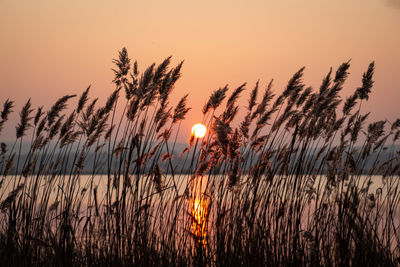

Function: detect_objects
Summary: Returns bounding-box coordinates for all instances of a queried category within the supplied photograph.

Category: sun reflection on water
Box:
[189,176,209,247]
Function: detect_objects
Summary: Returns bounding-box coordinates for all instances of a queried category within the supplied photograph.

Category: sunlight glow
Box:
[190,176,209,247]
[191,123,207,138]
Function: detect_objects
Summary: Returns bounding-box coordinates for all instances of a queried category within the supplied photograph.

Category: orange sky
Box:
[0,0,399,141]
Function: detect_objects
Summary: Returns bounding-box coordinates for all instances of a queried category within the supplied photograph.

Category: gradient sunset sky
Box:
[0,0,399,141]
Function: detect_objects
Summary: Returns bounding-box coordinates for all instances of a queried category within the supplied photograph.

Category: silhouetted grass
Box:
[0,48,399,266]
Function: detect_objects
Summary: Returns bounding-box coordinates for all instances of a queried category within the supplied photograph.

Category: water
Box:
[1,174,395,209]
[1,173,400,259]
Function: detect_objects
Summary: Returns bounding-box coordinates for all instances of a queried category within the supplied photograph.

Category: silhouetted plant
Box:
[0,48,399,266]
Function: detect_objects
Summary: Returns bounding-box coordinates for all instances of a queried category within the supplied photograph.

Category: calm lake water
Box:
[1,174,399,250]
[1,174,395,203]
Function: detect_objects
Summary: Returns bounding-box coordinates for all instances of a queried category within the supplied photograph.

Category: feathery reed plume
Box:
[113,140,126,157]
[351,114,368,143]
[153,56,171,86]
[161,152,172,163]
[22,157,36,177]
[356,61,375,100]
[105,88,120,114]
[283,67,305,98]
[0,99,14,121]
[75,150,86,173]
[158,61,183,104]
[228,129,241,159]
[390,118,400,131]
[180,147,190,157]
[60,111,75,139]
[319,68,332,95]
[221,83,246,124]
[47,95,76,127]
[126,98,139,121]
[156,107,171,132]
[367,120,386,145]
[251,134,268,151]
[169,61,184,88]
[1,142,6,155]
[213,117,231,157]
[35,117,47,138]
[159,71,172,99]
[133,60,139,76]
[79,112,96,137]
[112,47,131,88]
[49,115,64,140]
[138,63,155,96]
[253,108,277,138]
[88,113,109,146]
[16,98,34,139]
[228,157,240,189]
[0,99,14,135]
[248,80,259,111]
[105,124,114,140]
[155,102,168,123]
[60,131,81,148]
[158,128,171,141]
[173,94,191,123]
[253,79,274,119]
[333,60,351,90]
[196,160,212,177]
[147,143,160,160]
[240,113,252,139]
[33,106,44,126]
[221,104,239,124]
[188,135,195,147]
[80,98,98,129]
[296,86,312,107]
[76,85,90,113]
[153,164,163,193]
[202,85,229,114]
[343,93,358,115]
[227,83,246,108]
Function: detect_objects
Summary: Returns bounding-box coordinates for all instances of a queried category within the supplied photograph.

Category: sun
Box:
[191,123,207,138]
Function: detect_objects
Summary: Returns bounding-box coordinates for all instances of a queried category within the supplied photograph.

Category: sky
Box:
[0,0,399,142]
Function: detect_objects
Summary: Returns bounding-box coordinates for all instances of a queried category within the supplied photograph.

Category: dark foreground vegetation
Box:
[0,49,399,266]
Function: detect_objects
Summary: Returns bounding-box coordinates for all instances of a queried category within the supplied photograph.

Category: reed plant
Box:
[0,48,399,266]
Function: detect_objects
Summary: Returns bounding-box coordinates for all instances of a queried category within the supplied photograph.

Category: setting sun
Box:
[191,123,207,138]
